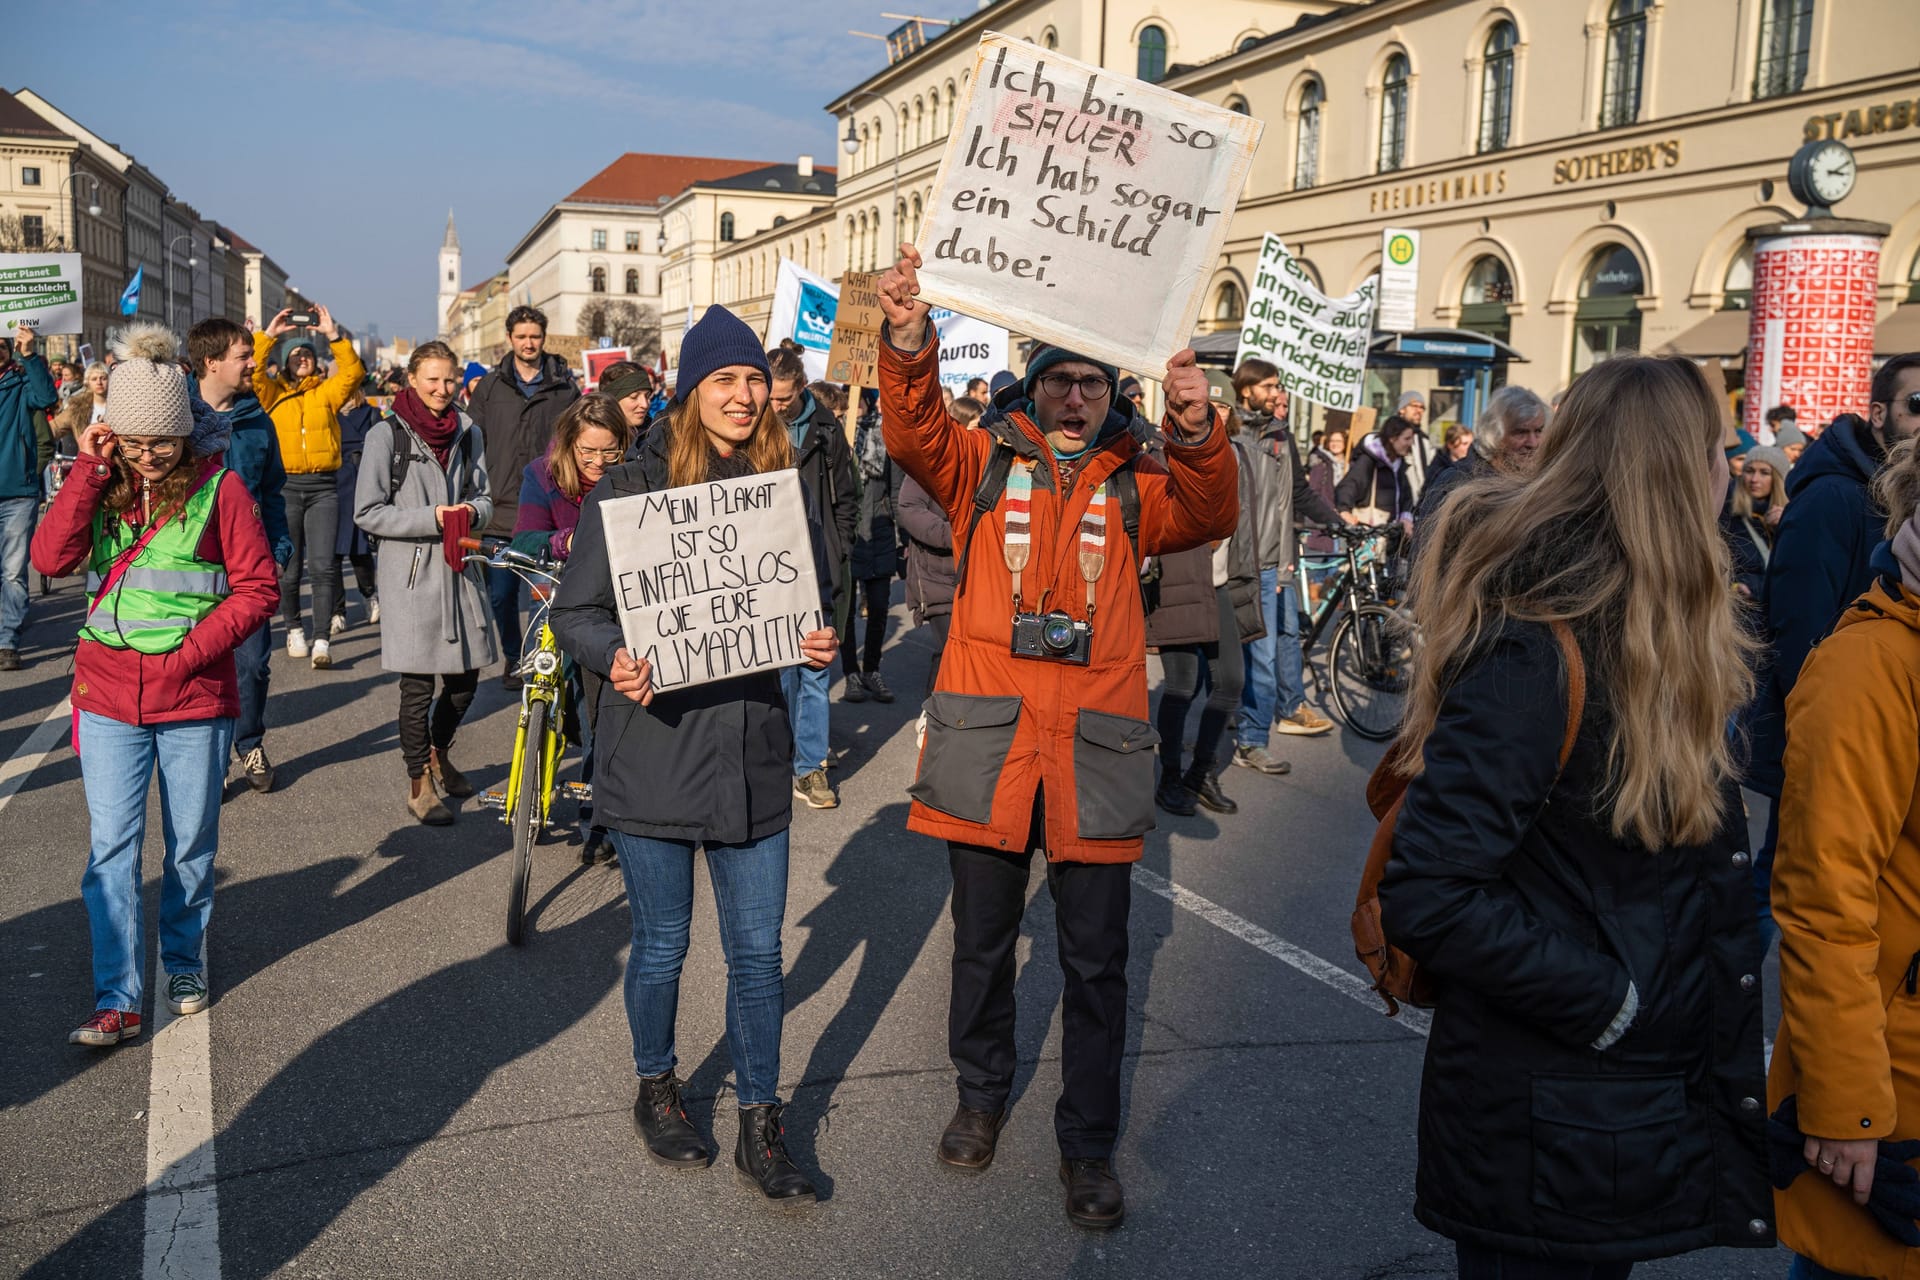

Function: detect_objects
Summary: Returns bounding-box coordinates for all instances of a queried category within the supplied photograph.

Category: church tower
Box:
[437,210,461,340]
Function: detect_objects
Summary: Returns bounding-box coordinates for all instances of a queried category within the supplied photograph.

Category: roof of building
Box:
[697,162,837,196]
[221,226,259,253]
[0,90,70,139]
[565,153,773,207]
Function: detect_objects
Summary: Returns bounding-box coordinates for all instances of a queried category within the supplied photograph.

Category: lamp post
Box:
[840,90,902,272]
[61,172,103,251]
[165,234,198,332]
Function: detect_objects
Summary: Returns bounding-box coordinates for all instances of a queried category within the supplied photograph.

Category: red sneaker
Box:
[69,1008,142,1047]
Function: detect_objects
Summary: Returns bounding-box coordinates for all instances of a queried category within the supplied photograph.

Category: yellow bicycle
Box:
[460,536,587,944]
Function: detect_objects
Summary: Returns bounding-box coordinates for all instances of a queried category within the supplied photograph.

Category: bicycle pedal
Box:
[479,790,506,809]
[561,782,593,801]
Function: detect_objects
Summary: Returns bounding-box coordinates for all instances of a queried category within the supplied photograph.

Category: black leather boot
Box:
[735,1104,817,1208]
[1060,1157,1126,1229]
[631,1073,709,1168]
[1154,777,1196,816]
[1183,768,1237,815]
[936,1104,1005,1171]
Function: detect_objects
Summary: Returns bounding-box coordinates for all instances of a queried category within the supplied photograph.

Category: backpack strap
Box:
[383,411,418,505]
[1108,460,1147,613]
[951,440,1015,591]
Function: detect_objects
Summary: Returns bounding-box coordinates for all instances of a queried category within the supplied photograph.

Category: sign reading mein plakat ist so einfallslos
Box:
[915,32,1262,378]
[598,469,824,693]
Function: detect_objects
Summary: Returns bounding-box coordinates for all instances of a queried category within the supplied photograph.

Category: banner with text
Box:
[1235,234,1376,411]
[931,307,1009,393]
[766,260,839,383]
[0,254,84,334]
[916,32,1262,377]
[826,271,882,386]
[598,469,824,693]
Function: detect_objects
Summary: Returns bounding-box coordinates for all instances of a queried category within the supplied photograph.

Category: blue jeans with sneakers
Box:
[1237,566,1307,749]
[77,711,232,1012]
[781,662,830,777]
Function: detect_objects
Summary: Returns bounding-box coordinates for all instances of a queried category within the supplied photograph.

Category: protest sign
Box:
[914,32,1262,377]
[826,271,883,386]
[597,468,824,693]
[766,259,838,382]
[1235,234,1376,411]
[1377,227,1420,333]
[581,345,631,391]
[0,254,84,333]
[930,308,1009,393]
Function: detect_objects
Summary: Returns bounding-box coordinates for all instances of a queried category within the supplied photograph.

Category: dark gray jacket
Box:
[467,352,579,537]
[897,472,954,623]
[1240,409,1343,572]
[550,429,795,846]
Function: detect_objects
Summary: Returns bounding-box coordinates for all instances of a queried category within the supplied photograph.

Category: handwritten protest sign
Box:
[1235,234,1376,411]
[0,254,84,333]
[826,271,883,386]
[915,32,1261,377]
[598,469,823,693]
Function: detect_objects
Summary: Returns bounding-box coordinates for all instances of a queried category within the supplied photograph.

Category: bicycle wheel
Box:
[1330,603,1416,742]
[506,698,547,946]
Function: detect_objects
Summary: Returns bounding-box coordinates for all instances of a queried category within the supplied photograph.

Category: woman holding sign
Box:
[550,305,838,1208]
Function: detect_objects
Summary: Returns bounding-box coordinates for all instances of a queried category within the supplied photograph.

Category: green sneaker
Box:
[166,971,210,1016]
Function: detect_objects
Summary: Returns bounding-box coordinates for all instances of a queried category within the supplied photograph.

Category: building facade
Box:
[446,272,511,368]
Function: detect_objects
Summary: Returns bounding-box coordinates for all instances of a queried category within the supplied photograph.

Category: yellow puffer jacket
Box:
[252,331,365,474]
[1770,576,1920,1280]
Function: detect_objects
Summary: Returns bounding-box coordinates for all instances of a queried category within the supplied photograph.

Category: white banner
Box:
[930,308,1009,393]
[1235,234,1375,411]
[598,469,824,692]
[915,32,1262,377]
[1377,227,1420,333]
[0,254,84,334]
[765,259,837,383]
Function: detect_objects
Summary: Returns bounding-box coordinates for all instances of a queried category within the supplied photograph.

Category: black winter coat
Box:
[1379,621,1772,1263]
[848,416,901,581]
[468,352,580,538]
[1336,442,1413,519]
[1143,543,1216,648]
[335,403,375,557]
[791,393,858,602]
[550,430,795,846]
[897,472,955,623]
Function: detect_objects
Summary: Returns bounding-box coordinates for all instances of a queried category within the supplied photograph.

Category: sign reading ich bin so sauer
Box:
[598,469,824,693]
[915,32,1262,378]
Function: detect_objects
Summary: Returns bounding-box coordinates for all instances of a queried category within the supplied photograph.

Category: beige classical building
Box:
[664,158,838,351]
[1158,0,1920,415]
[0,91,127,358]
[446,272,511,369]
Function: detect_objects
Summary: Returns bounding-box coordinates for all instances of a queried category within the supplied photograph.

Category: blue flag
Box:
[119,266,143,317]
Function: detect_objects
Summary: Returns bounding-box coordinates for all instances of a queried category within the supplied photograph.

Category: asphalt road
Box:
[0,577,1786,1280]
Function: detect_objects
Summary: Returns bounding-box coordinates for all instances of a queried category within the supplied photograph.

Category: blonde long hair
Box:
[1398,355,1753,848]
[1730,458,1787,521]
[665,390,792,488]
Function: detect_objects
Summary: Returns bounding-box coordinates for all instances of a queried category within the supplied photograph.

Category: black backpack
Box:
[951,440,1146,611]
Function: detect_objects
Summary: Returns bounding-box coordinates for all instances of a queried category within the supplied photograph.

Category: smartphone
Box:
[286,310,318,327]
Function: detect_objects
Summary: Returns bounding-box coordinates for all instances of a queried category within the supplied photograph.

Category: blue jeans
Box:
[0,495,36,650]
[77,711,233,1012]
[488,565,525,669]
[612,829,790,1105]
[232,621,271,756]
[1237,566,1306,749]
[1788,1255,1867,1280]
[780,662,829,777]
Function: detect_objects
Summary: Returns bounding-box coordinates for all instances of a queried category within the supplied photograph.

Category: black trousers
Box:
[397,670,479,777]
[280,473,343,633]
[1454,1244,1631,1280]
[343,552,376,605]
[1155,586,1245,778]
[841,576,891,675]
[948,799,1132,1159]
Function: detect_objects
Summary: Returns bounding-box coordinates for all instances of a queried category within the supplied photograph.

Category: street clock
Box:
[1787,139,1857,217]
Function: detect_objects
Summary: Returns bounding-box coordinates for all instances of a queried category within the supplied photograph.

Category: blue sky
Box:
[6,0,904,343]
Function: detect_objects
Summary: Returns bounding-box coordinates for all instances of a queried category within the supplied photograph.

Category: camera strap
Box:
[1002,457,1111,616]
[1078,483,1108,615]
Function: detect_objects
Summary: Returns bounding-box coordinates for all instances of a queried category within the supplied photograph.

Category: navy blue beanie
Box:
[1023,345,1119,401]
[673,306,772,403]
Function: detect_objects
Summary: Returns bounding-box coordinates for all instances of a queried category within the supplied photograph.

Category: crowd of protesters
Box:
[9,249,1920,1267]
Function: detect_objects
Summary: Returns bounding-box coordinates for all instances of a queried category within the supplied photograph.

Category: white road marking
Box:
[0,699,70,815]
[1131,866,1432,1037]
[143,950,221,1280]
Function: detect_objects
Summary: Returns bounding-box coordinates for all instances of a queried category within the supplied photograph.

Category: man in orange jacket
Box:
[877,244,1237,1231]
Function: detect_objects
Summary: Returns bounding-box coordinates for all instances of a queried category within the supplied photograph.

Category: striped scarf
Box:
[1001,459,1108,612]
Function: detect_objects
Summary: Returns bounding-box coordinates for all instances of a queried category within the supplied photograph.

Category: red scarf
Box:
[392,388,460,465]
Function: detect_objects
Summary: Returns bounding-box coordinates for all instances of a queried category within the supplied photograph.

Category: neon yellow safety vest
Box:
[81,468,230,655]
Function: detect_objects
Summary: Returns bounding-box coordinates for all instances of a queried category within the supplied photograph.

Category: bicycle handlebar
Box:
[459,535,560,572]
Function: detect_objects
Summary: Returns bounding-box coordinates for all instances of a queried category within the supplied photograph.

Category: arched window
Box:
[1225,95,1250,115]
[898,106,909,154]
[1754,0,1813,99]
[1214,280,1244,324]
[856,125,868,173]
[1238,35,1261,52]
[945,80,957,132]
[1600,0,1649,129]
[590,265,607,293]
[1721,246,1754,310]
[911,193,924,240]
[1573,244,1645,374]
[868,207,881,269]
[1460,256,1515,341]
[927,87,940,138]
[1041,27,1057,50]
[625,268,639,294]
[719,212,735,242]
[913,97,925,148]
[1294,79,1323,190]
[1137,26,1167,83]
[1377,53,1409,173]
[1478,21,1516,153]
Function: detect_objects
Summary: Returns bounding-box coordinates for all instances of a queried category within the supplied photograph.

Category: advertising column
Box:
[1744,224,1885,436]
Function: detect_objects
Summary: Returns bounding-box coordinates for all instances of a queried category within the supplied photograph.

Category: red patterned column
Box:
[1745,230,1882,439]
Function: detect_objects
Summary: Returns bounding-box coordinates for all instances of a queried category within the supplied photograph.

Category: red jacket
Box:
[30,459,279,726]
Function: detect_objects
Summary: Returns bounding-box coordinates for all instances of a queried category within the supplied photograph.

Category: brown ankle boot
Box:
[407,773,454,825]
[429,748,473,798]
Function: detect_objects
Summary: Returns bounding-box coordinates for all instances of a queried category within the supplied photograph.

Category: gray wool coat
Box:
[353,412,500,675]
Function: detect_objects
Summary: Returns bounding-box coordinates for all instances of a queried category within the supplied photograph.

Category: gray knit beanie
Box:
[107,322,193,438]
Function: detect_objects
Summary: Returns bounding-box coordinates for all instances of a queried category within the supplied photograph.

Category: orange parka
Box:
[879,330,1237,864]
[1770,576,1920,1279]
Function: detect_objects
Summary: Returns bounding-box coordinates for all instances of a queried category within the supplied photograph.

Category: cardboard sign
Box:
[915,32,1262,376]
[0,254,84,334]
[1377,227,1420,333]
[1235,234,1376,411]
[826,271,883,385]
[581,345,631,392]
[598,468,824,692]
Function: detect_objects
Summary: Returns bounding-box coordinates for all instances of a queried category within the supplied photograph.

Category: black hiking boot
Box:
[631,1073,709,1168]
[734,1104,817,1208]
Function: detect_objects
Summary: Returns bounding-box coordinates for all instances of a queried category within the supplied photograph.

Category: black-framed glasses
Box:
[1035,372,1112,401]
[115,438,181,459]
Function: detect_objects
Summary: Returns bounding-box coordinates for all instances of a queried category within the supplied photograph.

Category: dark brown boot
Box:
[1060,1157,1125,1229]
[936,1105,1005,1171]
[407,774,453,826]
